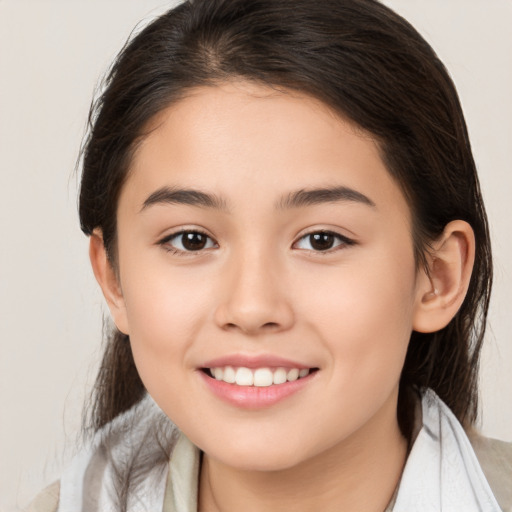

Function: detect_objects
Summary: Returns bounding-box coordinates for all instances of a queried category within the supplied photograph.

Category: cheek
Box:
[118,254,216,374]
[120,264,214,417]
[296,248,417,381]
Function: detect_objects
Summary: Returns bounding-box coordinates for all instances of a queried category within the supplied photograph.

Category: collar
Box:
[58,390,502,512]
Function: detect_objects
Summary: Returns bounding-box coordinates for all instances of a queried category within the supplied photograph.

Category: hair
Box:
[80,0,492,445]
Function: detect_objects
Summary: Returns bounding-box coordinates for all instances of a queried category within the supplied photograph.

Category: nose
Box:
[213,248,295,335]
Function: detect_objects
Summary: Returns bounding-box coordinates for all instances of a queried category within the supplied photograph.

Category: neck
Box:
[198,393,408,512]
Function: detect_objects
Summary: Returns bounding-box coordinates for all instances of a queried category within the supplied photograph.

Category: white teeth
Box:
[209,366,312,386]
[223,366,236,383]
[273,367,287,385]
[287,368,299,381]
[235,367,254,386]
[253,368,273,387]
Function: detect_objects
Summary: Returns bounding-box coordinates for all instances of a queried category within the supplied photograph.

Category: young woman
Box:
[29,0,511,510]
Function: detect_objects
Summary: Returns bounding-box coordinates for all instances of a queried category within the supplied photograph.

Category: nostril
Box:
[222,321,280,333]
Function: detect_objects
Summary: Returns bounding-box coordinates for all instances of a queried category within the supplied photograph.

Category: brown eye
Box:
[294,231,354,252]
[309,233,335,251]
[162,230,217,253]
[181,232,208,250]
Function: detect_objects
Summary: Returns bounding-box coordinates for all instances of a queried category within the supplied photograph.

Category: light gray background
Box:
[0,1,511,510]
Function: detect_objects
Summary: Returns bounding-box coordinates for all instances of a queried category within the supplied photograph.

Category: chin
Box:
[204,436,313,472]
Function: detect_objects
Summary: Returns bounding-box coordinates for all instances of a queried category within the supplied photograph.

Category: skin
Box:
[90,81,475,512]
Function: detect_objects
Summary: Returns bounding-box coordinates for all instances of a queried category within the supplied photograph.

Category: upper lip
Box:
[201,354,313,370]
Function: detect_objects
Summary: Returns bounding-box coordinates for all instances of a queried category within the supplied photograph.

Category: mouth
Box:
[202,366,318,387]
[198,355,319,408]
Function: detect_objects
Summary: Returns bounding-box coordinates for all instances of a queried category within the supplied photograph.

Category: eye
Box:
[160,230,217,253]
[294,231,354,252]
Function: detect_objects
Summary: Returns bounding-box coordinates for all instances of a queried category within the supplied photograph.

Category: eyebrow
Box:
[141,187,229,212]
[276,186,376,210]
[140,185,376,213]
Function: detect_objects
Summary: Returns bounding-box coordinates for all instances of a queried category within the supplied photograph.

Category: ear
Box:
[89,230,130,335]
[413,220,475,333]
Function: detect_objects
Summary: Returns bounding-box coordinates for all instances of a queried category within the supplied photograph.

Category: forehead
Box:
[122,81,410,222]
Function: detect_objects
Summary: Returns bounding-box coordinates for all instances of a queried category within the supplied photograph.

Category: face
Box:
[108,81,427,471]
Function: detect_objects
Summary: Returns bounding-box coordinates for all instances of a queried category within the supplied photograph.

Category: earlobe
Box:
[413,220,475,333]
[89,230,130,335]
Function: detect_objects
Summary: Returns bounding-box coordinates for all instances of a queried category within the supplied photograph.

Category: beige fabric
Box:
[469,433,512,512]
[163,434,200,512]
[24,481,59,512]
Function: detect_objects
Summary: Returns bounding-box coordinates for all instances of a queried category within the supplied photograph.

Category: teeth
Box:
[209,366,312,386]
[254,368,273,387]
[235,367,253,386]
[287,368,299,381]
[273,368,287,385]
[223,366,236,383]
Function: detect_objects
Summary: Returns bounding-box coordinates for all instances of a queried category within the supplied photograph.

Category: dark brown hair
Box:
[80,0,492,442]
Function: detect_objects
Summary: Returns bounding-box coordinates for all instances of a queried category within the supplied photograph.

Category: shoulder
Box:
[24,481,60,512]
[26,396,179,511]
[469,431,512,512]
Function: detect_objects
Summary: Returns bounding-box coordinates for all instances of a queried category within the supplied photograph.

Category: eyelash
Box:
[158,229,355,256]
[159,229,218,255]
[293,230,356,253]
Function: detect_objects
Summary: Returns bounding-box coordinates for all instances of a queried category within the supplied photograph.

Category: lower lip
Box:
[198,371,316,409]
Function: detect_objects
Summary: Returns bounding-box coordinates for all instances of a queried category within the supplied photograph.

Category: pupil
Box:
[310,233,334,251]
[182,232,206,251]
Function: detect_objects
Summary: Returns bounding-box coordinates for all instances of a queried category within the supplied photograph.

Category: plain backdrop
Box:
[0,1,511,510]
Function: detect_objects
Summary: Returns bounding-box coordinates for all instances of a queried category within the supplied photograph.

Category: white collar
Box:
[392,389,501,511]
[58,390,502,511]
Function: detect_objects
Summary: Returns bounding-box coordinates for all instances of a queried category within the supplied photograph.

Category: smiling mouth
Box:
[203,366,318,387]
